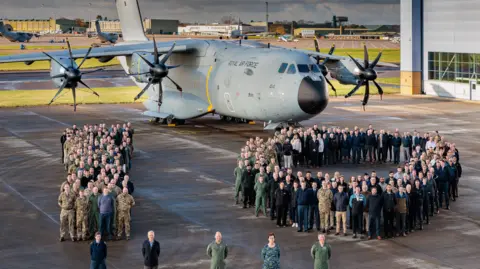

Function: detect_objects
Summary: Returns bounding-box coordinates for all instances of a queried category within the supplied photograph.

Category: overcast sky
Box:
[1,0,399,25]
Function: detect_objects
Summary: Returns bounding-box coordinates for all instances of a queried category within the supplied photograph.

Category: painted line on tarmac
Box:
[22,109,70,127]
[0,178,59,225]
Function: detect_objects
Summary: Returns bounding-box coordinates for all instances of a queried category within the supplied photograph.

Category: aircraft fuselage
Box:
[118,39,329,122]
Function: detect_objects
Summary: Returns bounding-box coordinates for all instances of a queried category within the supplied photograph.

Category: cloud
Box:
[0,0,399,24]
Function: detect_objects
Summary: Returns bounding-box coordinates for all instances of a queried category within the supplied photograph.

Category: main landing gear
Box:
[150,116,185,125]
[219,115,251,123]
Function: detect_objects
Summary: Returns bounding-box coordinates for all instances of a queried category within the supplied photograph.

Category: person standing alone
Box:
[311,234,331,269]
[142,230,161,269]
[90,232,107,269]
[207,231,228,269]
[261,233,281,269]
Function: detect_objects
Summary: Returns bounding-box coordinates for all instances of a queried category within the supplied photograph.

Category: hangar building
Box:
[402,0,480,100]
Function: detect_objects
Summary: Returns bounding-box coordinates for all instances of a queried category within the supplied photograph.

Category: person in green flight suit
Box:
[88,186,100,239]
[207,231,228,269]
[234,161,245,205]
[254,176,268,217]
[310,234,332,269]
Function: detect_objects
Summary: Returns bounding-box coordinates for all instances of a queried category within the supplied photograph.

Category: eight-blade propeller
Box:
[43,40,102,111]
[128,37,182,108]
[313,37,337,96]
[344,44,384,110]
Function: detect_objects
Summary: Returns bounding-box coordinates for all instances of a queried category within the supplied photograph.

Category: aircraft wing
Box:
[294,49,398,68]
[0,41,192,64]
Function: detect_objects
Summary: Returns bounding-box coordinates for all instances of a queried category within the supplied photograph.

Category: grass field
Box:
[0,87,145,107]
[375,77,401,85]
[307,48,400,63]
[0,82,398,107]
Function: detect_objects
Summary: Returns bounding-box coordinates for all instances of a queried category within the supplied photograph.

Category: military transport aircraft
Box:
[0,0,395,129]
[95,20,119,44]
[0,21,34,43]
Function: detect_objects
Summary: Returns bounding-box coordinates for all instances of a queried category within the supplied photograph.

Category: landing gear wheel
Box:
[220,115,225,121]
[176,119,185,125]
[225,116,233,122]
[155,117,161,123]
[166,117,175,125]
[234,117,241,123]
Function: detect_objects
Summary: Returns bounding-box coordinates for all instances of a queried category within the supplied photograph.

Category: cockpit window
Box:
[297,64,310,73]
[278,63,288,73]
[310,64,321,73]
[287,64,296,74]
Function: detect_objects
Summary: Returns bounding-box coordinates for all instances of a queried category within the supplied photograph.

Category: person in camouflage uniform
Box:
[58,184,76,242]
[116,187,135,240]
[318,181,333,234]
[75,189,89,241]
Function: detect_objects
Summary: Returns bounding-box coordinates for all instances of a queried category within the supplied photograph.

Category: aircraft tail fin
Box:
[115,0,148,42]
[95,20,102,35]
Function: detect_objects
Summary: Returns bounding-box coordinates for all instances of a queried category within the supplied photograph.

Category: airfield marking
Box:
[22,109,70,127]
[0,178,59,225]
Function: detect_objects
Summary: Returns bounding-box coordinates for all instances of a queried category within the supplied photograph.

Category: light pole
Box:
[88,3,92,36]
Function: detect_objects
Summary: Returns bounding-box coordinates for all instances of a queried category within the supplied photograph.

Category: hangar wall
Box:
[423,0,480,100]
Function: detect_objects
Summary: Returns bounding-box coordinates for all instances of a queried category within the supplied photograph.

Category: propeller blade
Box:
[79,80,100,97]
[66,39,74,67]
[81,68,104,75]
[373,80,384,100]
[362,81,370,110]
[323,44,335,64]
[325,77,337,97]
[166,65,181,70]
[137,54,154,68]
[157,82,163,108]
[347,54,365,72]
[328,44,336,55]
[363,44,369,69]
[43,52,68,70]
[160,42,176,65]
[77,46,93,69]
[313,36,320,52]
[165,75,183,92]
[48,79,69,105]
[345,80,364,98]
[72,85,77,112]
[51,74,66,79]
[370,51,383,69]
[134,81,152,101]
[153,36,159,65]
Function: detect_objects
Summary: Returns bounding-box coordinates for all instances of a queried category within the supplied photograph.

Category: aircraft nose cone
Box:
[297,76,328,115]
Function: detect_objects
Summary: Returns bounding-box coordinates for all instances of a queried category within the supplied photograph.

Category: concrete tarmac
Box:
[0,95,479,269]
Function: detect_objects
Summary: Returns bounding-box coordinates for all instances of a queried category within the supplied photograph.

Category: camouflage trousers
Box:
[60,209,75,238]
[76,213,88,239]
[117,210,131,237]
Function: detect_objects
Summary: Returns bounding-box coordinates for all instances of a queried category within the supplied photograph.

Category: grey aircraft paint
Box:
[0,0,396,127]
[0,21,33,43]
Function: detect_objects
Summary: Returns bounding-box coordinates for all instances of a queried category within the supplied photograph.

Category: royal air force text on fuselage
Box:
[228,60,259,69]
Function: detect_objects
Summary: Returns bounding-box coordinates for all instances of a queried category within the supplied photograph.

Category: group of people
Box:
[58,123,136,242]
[234,124,462,241]
[236,124,450,169]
